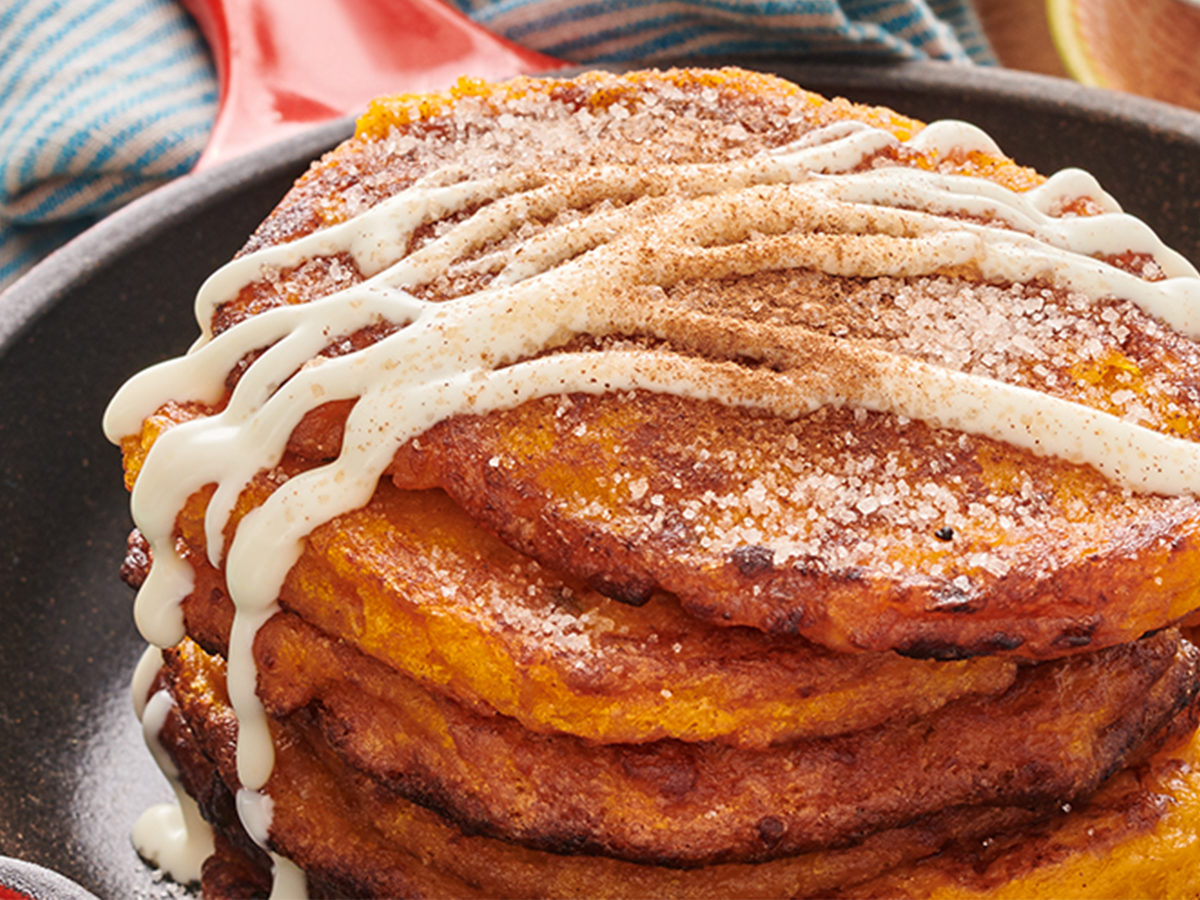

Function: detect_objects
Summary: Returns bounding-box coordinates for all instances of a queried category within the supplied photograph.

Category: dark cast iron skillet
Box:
[2,60,1200,899]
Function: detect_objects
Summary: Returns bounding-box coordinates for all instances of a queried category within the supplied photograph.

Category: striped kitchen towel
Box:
[0,0,216,293]
[451,0,996,65]
[0,0,992,295]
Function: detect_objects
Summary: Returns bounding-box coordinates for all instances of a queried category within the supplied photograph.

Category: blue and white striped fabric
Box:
[452,0,996,65]
[0,0,216,293]
[0,0,992,295]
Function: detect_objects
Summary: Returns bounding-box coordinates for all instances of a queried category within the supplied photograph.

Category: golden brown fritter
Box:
[158,639,1200,899]
[251,617,1198,865]
[282,483,1017,746]
[155,461,1017,747]
[149,551,1198,870]
[117,67,1200,661]
[840,710,1200,899]
[157,660,488,900]
[390,387,1200,659]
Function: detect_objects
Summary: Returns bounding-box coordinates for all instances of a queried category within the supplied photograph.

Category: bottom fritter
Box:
[151,637,1200,899]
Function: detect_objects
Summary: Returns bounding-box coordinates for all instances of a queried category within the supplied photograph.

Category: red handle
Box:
[182,0,568,169]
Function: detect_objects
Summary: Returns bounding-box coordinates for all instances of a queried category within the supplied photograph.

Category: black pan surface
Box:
[2,61,1199,899]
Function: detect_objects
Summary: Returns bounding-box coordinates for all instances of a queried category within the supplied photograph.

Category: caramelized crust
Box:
[159,640,1200,899]
[249,613,1197,865]
[390,389,1200,658]
[284,483,1018,745]
[843,714,1200,899]
[171,471,1016,747]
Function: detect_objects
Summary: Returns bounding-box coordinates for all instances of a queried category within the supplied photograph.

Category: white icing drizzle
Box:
[107,113,1200,890]
[131,647,215,884]
[269,855,309,900]
[908,119,1004,157]
[131,642,163,721]
[235,788,308,898]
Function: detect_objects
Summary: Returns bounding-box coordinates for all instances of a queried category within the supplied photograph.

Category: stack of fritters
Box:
[116,68,1200,898]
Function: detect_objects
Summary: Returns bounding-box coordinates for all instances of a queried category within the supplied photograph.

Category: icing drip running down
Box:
[130,646,214,884]
[105,105,1200,895]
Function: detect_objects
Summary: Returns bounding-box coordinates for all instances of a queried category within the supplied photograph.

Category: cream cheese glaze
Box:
[130,646,214,884]
[105,108,1200,896]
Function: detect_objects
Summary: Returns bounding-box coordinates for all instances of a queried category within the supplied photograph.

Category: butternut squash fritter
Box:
[157,639,1200,899]
[253,619,1198,866]
[112,67,1200,898]
[388,385,1200,660]
[842,708,1200,899]
[148,464,1016,747]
